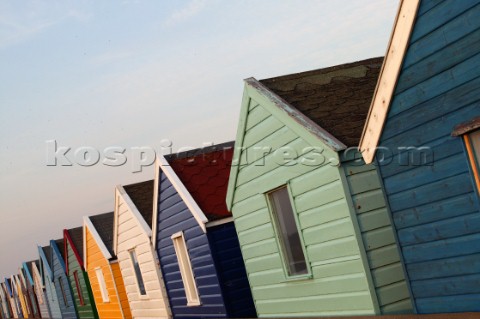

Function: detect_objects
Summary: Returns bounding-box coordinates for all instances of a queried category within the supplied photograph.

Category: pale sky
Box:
[0,0,398,277]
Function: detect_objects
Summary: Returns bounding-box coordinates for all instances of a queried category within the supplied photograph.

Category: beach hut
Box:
[113,180,170,319]
[64,227,99,319]
[4,278,21,318]
[17,270,35,318]
[50,239,78,319]
[0,282,12,319]
[152,143,256,319]
[39,245,62,319]
[359,0,480,313]
[30,260,51,318]
[12,275,26,318]
[226,57,414,317]
[21,262,41,318]
[84,212,132,319]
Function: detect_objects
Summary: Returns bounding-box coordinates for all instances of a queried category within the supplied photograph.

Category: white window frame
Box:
[128,249,148,297]
[171,231,200,306]
[95,268,109,303]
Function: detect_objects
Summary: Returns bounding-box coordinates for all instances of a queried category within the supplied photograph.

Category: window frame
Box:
[128,249,147,297]
[73,271,85,306]
[95,268,109,303]
[464,130,480,192]
[265,184,312,280]
[171,231,201,306]
[57,277,68,307]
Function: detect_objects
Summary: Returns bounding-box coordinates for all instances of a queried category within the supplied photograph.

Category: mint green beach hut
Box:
[226,58,414,317]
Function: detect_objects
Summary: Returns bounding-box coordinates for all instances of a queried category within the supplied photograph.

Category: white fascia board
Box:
[83,216,113,264]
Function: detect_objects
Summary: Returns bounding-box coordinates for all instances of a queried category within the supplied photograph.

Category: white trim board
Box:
[359,0,421,164]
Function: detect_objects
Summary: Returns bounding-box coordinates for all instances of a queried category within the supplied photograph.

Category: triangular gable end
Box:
[113,185,152,256]
[64,228,84,274]
[151,156,209,248]
[50,239,67,273]
[359,0,421,163]
[83,216,113,268]
[21,262,34,286]
[226,78,345,210]
[38,246,53,280]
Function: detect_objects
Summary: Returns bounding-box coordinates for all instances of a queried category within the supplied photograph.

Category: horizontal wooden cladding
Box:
[231,100,374,316]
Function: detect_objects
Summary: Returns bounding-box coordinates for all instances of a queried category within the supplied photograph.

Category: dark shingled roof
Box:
[260,57,383,147]
[54,239,65,260]
[165,142,235,221]
[42,246,52,267]
[67,227,84,262]
[89,212,115,257]
[123,180,154,228]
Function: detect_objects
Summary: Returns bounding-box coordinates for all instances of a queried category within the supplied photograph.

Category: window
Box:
[95,268,109,303]
[129,250,147,296]
[73,271,85,306]
[58,277,68,306]
[267,186,308,277]
[171,232,200,306]
[465,130,480,191]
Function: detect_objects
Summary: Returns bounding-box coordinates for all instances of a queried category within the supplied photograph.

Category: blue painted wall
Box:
[51,240,78,319]
[207,223,256,318]
[155,169,255,319]
[39,247,62,319]
[377,0,480,313]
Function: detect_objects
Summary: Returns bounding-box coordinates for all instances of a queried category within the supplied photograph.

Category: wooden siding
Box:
[116,192,171,319]
[51,243,78,319]
[229,97,378,317]
[14,276,29,318]
[207,222,257,318]
[43,270,62,319]
[31,263,51,319]
[65,240,98,319]
[377,0,480,313]
[155,170,228,319]
[342,156,413,314]
[85,227,131,319]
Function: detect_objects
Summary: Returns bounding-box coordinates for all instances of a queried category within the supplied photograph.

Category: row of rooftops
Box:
[3,55,383,278]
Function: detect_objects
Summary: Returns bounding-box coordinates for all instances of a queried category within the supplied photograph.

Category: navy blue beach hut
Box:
[51,239,78,319]
[360,0,480,313]
[152,142,256,319]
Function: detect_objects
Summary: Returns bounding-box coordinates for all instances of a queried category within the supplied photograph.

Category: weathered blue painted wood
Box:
[374,0,480,313]
[51,240,78,319]
[207,223,257,318]
[156,173,228,319]
[39,246,62,319]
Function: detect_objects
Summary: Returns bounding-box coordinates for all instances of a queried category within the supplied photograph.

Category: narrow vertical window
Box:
[73,271,85,306]
[129,250,147,296]
[95,268,109,303]
[58,277,68,306]
[268,186,308,276]
[465,130,480,191]
[171,232,200,306]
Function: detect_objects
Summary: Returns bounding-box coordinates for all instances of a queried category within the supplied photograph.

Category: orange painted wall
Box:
[85,228,132,319]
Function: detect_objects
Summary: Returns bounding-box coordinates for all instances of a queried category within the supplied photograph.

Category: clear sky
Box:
[0,0,398,277]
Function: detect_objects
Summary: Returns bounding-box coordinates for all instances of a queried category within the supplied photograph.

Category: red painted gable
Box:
[168,148,234,221]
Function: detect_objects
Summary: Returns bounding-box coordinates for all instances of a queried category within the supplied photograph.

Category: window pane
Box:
[95,268,109,303]
[172,233,199,305]
[129,250,147,295]
[470,130,480,165]
[269,186,308,276]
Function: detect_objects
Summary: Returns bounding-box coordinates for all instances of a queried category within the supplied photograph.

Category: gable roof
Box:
[65,227,84,272]
[260,57,383,147]
[166,142,234,221]
[41,246,52,268]
[123,180,154,228]
[86,212,115,259]
[359,0,421,163]
[22,261,35,285]
[51,239,67,273]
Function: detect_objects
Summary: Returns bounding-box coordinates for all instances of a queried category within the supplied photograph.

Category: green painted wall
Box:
[341,154,413,314]
[66,242,99,319]
[229,94,379,317]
